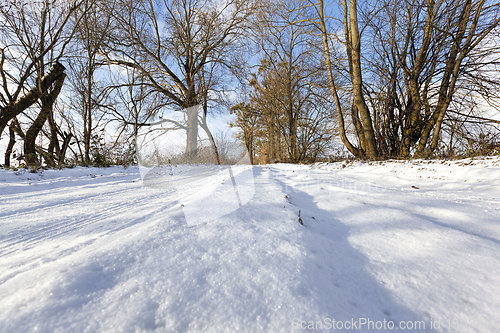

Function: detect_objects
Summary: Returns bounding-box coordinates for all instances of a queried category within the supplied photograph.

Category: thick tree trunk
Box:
[351,105,366,154]
[4,124,16,167]
[24,73,66,166]
[399,85,423,158]
[0,62,65,137]
[348,0,377,159]
[185,104,199,160]
[58,132,73,166]
[318,0,360,157]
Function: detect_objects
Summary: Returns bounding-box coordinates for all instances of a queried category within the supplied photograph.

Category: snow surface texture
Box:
[0,157,499,332]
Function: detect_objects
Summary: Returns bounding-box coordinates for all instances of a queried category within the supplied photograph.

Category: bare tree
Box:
[238,0,332,163]
[67,0,113,164]
[230,102,260,164]
[101,0,256,159]
[0,0,84,165]
[316,0,500,158]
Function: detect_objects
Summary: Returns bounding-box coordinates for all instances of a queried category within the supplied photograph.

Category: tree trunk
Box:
[58,132,73,166]
[185,104,199,160]
[0,62,65,136]
[289,115,298,162]
[4,123,16,167]
[348,0,377,159]
[200,103,221,164]
[47,111,60,159]
[24,73,66,166]
[351,105,366,154]
[318,0,360,157]
[416,0,477,156]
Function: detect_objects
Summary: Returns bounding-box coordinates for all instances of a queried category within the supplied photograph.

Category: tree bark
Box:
[24,73,66,165]
[0,62,65,137]
[347,0,377,159]
[185,104,199,161]
[318,0,360,157]
[4,123,16,167]
[58,132,73,166]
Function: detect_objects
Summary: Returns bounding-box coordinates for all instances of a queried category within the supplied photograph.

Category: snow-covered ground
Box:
[0,157,499,332]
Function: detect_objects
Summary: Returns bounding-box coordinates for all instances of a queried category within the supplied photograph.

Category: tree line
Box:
[1,0,499,168]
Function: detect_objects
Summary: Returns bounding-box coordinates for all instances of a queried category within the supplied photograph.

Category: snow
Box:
[0,157,499,332]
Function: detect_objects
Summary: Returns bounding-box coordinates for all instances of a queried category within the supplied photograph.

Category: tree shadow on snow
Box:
[268,168,429,332]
